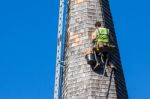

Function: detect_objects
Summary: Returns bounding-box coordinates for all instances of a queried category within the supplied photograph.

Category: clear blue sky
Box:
[0,0,150,99]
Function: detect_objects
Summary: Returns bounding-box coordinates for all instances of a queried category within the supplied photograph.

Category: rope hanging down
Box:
[98,53,115,98]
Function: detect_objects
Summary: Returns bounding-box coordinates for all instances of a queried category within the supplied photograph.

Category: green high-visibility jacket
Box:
[96,27,109,43]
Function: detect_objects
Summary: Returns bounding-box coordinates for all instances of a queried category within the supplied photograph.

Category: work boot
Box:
[110,63,115,69]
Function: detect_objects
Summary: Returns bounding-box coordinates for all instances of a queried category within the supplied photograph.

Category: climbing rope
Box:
[99,53,109,95]
[106,68,114,99]
[99,53,114,99]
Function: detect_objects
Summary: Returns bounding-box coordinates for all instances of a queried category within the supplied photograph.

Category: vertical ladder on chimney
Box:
[54,0,64,99]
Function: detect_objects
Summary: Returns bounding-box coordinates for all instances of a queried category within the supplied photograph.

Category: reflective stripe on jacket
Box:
[96,28,109,43]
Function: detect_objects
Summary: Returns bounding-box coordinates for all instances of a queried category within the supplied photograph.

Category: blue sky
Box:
[0,0,150,99]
